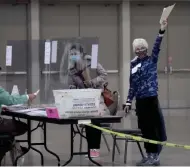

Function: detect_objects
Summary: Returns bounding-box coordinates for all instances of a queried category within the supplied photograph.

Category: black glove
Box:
[159,29,165,34]
[123,101,132,115]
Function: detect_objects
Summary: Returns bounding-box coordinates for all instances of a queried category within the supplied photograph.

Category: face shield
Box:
[69,43,84,62]
[60,42,86,86]
[133,38,148,58]
[69,49,81,61]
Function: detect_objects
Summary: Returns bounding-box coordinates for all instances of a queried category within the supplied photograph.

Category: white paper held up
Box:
[91,44,99,69]
[160,3,176,24]
[6,46,12,66]
[34,89,40,96]
[44,41,51,64]
[51,41,58,63]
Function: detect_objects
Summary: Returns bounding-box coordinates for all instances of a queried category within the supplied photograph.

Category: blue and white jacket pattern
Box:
[127,34,164,103]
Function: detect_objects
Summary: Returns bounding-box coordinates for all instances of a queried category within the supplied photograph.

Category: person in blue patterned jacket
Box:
[123,20,168,166]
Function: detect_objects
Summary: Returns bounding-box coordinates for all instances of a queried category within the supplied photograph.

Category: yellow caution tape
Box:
[86,123,190,150]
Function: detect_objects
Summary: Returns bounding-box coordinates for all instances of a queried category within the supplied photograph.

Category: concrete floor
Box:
[3,109,190,166]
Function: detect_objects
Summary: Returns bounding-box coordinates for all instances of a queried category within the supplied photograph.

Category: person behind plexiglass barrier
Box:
[59,42,108,158]
[123,20,168,166]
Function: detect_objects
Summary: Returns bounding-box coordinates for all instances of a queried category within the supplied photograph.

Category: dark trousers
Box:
[136,96,167,154]
[0,118,27,163]
[85,124,102,149]
[0,138,14,164]
[0,118,27,136]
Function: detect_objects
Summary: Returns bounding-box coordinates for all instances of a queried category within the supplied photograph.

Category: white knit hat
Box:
[132,38,148,52]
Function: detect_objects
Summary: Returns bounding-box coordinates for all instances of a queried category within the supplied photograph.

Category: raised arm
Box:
[151,20,168,63]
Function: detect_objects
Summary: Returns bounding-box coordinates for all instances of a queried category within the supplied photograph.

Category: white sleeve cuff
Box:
[126,102,131,106]
[158,34,164,37]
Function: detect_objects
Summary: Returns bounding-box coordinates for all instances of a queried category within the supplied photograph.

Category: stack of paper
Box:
[27,110,47,117]
[3,105,47,117]
[2,104,28,111]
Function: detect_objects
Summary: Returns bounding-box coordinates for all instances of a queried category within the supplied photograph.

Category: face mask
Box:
[70,55,80,61]
[135,48,147,58]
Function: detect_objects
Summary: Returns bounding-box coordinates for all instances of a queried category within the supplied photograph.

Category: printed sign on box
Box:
[53,89,102,118]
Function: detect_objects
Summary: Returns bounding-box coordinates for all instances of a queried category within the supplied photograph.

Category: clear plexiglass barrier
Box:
[1,37,101,107]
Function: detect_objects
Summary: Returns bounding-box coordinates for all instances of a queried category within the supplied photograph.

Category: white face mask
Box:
[69,49,81,62]
[70,55,80,61]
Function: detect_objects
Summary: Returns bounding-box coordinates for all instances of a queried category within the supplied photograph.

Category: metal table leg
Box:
[14,120,60,166]
[62,124,74,166]
[61,124,101,166]
[65,124,101,166]
[31,147,44,166]
[14,119,31,166]
[43,122,61,166]
[84,125,101,166]
[87,147,101,166]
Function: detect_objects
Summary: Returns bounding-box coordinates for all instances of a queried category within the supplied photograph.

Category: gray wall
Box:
[1,1,190,109]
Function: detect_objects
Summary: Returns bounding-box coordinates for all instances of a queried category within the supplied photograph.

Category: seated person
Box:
[60,43,109,158]
[0,86,37,164]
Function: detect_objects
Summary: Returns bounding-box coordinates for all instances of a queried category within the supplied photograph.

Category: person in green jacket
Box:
[0,87,38,165]
[0,87,37,106]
